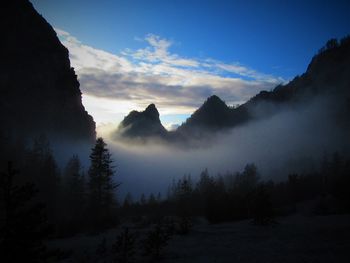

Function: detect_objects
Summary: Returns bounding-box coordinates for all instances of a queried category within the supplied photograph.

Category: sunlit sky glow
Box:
[31,0,350,128]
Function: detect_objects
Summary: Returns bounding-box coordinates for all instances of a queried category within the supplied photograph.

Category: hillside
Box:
[0,0,95,142]
[116,104,167,139]
[115,36,350,143]
[178,37,350,137]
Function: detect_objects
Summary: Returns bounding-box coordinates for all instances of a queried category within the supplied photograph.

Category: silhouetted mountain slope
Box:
[117,104,167,139]
[0,0,95,142]
[177,95,250,137]
[115,36,350,143]
[180,95,233,129]
[178,36,350,136]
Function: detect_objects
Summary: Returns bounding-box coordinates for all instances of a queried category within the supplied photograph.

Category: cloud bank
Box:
[55,28,285,126]
[53,29,349,200]
[98,94,348,198]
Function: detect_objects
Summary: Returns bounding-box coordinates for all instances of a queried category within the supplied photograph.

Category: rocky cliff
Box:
[115,36,350,143]
[0,0,95,142]
[178,36,350,136]
[117,104,167,139]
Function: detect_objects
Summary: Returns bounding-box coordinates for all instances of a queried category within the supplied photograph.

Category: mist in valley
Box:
[97,93,349,198]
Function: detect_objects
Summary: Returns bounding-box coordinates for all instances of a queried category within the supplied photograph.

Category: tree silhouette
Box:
[326,38,338,50]
[175,175,193,234]
[251,184,274,225]
[123,192,134,209]
[148,193,157,206]
[0,162,52,262]
[88,137,118,228]
[61,155,86,234]
[24,135,60,223]
[112,227,136,263]
[140,193,147,206]
[143,223,171,261]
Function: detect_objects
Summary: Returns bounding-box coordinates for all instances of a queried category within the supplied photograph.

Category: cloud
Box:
[55,28,286,126]
[99,94,348,197]
[130,34,200,67]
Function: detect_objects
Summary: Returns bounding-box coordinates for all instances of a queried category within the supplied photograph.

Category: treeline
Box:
[121,153,350,225]
[317,35,350,54]
[1,133,350,261]
[0,135,119,238]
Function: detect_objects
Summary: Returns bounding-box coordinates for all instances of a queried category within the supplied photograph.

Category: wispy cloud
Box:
[129,34,200,67]
[55,28,286,126]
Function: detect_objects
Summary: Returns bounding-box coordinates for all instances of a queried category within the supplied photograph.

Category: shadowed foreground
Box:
[163,215,350,263]
[47,214,350,263]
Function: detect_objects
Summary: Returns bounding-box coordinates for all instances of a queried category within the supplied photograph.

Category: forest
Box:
[1,1,350,262]
[1,133,350,262]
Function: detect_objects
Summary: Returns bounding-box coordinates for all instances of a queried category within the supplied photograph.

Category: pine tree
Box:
[123,192,133,209]
[0,162,53,262]
[148,193,157,206]
[24,135,60,222]
[251,184,274,225]
[62,155,86,233]
[88,138,118,228]
[140,193,147,206]
[112,227,136,263]
[175,175,193,235]
[143,223,170,261]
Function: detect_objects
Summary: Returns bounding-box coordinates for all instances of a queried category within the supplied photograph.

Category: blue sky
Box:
[31,0,350,129]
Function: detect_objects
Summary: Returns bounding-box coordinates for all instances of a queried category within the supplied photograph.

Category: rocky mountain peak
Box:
[116,104,167,139]
[0,0,96,142]
[144,104,159,119]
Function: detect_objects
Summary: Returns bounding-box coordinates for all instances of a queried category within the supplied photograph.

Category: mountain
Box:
[115,36,350,143]
[0,0,95,142]
[177,95,249,137]
[179,95,233,130]
[116,104,167,139]
[178,36,350,136]
[245,37,350,108]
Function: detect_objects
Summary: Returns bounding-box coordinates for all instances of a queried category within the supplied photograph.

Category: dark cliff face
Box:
[180,95,232,129]
[0,0,95,142]
[176,95,236,138]
[238,37,350,127]
[114,36,350,143]
[117,104,167,139]
[179,37,350,136]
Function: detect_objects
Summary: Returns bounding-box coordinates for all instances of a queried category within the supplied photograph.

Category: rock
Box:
[0,0,95,142]
[117,104,167,139]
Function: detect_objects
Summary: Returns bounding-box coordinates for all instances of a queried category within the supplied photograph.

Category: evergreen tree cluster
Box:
[121,153,350,225]
[0,136,119,247]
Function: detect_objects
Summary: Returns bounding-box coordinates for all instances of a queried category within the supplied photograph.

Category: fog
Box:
[94,94,349,199]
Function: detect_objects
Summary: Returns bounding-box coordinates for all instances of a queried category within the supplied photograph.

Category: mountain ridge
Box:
[0,0,96,142]
[117,104,167,139]
[114,36,350,143]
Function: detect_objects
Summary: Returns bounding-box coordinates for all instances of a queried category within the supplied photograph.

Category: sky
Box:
[31,0,350,129]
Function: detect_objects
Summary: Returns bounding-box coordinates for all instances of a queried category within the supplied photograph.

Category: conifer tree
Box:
[112,227,136,263]
[0,162,52,262]
[62,155,86,232]
[88,138,118,227]
[123,192,133,209]
[140,193,147,206]
[24,135,60,222]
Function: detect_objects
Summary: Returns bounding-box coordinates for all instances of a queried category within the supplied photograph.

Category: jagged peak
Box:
[144,103,159,119]
[200,95,228,111]
[145,103,157,112]
[206,95,224,103]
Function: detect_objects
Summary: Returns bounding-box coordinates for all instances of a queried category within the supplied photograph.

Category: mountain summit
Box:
[115,36,350,144]
[117,104,167,139]
[144,104,160,120]
[178,95,233,131]
[0,0,95,142]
